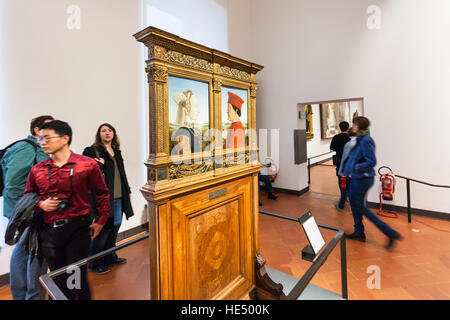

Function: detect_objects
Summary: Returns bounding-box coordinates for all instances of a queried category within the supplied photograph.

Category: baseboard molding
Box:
[0,223,150,287]
[0,272,9,287]
[273,186,310,197]
[367,201,450,221]
[116,223,149,242]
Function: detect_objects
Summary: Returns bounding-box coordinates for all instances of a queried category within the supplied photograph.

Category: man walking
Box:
[330,121,350,210]
[24,120,110,300]
[1,115,54,300]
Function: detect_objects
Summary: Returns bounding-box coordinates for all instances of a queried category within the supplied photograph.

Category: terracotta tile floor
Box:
[259,162,450,300]
[1,162,449,300]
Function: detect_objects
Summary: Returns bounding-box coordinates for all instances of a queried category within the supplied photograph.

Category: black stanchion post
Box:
[406,178,411,223]
[340,236,348,299]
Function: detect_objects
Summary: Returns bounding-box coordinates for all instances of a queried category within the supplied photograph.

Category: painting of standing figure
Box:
[319,101,363,139]
[169,76,210,155]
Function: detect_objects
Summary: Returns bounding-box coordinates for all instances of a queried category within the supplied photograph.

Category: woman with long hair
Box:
[341,117,403,250]
[83,123,134,274]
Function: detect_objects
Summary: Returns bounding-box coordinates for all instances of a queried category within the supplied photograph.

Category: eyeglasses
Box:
[37,135,61,143]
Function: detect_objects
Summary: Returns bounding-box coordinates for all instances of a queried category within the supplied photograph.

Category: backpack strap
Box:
[22,139,39,164]
[2,139,38,160]
[3,139,35,150]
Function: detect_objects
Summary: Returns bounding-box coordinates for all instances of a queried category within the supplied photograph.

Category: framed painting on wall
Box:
[319,101,362,139]
[305,104,314,140]
[168,76,210,155]
[221,86,248,149]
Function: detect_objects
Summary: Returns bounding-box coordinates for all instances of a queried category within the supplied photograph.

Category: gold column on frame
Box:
[249,83,258,150]
[147,64,169,159]
[212,76,223,171]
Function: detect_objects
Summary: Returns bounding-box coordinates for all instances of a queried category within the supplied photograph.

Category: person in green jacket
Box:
[1,115,53,300]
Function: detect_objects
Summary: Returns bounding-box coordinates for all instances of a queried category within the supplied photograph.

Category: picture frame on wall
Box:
[305,104,314,140]
[319,101,362,139]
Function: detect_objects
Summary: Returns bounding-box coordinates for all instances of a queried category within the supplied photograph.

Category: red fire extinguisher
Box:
[263,158,278,182]
[377,166,398,218]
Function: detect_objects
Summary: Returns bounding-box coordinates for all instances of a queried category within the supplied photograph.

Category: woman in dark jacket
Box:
[341,117,402,250]
[83,123,134,274]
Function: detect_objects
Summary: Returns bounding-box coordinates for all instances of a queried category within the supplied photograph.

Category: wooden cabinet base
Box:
[144,170,262,300]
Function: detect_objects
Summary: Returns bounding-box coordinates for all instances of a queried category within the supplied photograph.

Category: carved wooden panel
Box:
[188,200,240,299]
[166,176,254,299]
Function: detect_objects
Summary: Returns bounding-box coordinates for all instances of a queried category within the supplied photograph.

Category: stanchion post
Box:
[340,236,348,299]
[406,178,411,223]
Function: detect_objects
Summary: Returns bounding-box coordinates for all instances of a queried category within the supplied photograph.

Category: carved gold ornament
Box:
[166,51,214,72]
[169,161,214,180]
[220,66,251,82]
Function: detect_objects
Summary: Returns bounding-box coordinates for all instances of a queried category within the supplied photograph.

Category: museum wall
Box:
[0,0,253,276]
[251,0,450,213]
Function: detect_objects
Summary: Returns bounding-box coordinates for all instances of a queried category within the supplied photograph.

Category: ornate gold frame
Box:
[133,27,263,195]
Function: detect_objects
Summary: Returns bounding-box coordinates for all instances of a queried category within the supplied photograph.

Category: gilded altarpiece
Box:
[134,27,278,300]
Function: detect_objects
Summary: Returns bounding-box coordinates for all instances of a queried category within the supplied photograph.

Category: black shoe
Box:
[107,257,127,267]
[334,202,344,212]
[345,233,366,242]
[89,265,110,275]
[268,193,278,200]
[385,232,404,250]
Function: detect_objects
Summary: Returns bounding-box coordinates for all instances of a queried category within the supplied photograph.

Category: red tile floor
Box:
[259,162,450,300]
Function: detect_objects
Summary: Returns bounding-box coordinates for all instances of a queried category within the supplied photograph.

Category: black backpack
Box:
[0,139,38,197]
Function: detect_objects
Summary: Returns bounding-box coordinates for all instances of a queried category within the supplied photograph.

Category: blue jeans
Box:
[88,199,122,268]
[10,233,48,300]
[258,174,274,194]
[113,198,123,226]
[349,177,397,238]
[337,176,349,209]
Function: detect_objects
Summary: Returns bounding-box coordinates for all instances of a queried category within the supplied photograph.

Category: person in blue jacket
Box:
[341,117,403,250]
[1,115,54,299]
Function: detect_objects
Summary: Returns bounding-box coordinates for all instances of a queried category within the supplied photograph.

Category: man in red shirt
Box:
[24,120,110,300]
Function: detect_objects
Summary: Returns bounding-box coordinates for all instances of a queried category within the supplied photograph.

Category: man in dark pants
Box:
[24,120,110,300]
[330,121,350,210]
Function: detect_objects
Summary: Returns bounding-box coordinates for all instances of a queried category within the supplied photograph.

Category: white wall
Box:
[145,0,227,52]
[251,0,450,212]
[0,0,253,277]
[144,0,253,60]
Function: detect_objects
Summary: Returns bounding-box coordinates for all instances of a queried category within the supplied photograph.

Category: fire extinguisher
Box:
[263,158,278,182]
[377,166,398,218]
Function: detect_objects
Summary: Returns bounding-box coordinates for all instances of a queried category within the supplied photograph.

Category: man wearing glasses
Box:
[1,115,54,300]
[24,120,110,300]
